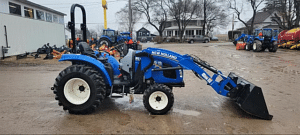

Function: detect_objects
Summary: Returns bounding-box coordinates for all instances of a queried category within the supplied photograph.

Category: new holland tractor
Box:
[233,29,278,52]
[251,28,278,52]
[52,4,273,120]
[98,29,132,47]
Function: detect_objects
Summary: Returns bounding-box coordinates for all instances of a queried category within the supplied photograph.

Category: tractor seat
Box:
[78,42,97,59]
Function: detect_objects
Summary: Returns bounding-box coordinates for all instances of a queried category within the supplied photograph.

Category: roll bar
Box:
[68,4,87,53]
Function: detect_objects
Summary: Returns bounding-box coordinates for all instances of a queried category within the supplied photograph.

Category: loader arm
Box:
[142,48,273,120]
[234,33,247,42]
[143,48,236,96]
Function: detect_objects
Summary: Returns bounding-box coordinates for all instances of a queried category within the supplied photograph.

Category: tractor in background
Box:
[233,29,261,50]
[251,28,278,52]
[233,29,278,52]
[98,29,132,47]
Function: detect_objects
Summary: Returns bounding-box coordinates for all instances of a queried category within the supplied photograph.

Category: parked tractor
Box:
[251,28,278,52]
[99,29,132,47]
[51,4,273,120]
[233,29,278,52]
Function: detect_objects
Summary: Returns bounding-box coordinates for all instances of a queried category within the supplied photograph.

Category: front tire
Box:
[53,65,106,114]
[245,43,251,51]
[253,40,262,52]
[143,84,174,115]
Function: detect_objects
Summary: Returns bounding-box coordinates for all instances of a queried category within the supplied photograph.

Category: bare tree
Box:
[115,5,143,32]
[228,0,265,34]
[133,0,168,37]
[198,0,228,36]
[206,5,228,35]
[166,0,199,42]
[264,0,300,30]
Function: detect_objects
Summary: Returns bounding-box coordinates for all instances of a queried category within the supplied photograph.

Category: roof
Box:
[137,27,150,32]
[16,0,66,16]
[246,11,274,25]
[165,26,203,30]
[263,24,280,29]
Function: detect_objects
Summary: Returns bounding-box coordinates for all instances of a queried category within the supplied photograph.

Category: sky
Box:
[29,0,266,35]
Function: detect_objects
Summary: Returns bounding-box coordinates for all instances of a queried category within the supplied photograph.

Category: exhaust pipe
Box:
[227,72,273,120]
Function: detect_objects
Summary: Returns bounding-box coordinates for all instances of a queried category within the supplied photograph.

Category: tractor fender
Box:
[59,54,112,86]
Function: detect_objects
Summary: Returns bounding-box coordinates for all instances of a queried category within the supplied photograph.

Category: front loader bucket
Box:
[227,72,273,120]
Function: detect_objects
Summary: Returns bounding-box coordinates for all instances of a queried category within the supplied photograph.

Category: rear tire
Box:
[269,42,278,52]
[99,39,112,48]
[253,40,262,52]
[53,65,106,114]
[143,84,174,115]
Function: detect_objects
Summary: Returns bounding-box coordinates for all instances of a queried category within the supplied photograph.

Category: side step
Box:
[109,85,125,98]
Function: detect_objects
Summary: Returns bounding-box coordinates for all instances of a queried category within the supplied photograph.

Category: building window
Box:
[59,17,64,24]
[24,7,34,19]
[46,13,52,22]
[9,2,21,16]
[53,15,58,23]
[175,31,178,36]
[139,32,142,36]
[36,10,45,20]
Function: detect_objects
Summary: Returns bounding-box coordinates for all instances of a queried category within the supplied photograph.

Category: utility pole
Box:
[129,0,132,37]
[102,0,107,29]
[232,14,234,41]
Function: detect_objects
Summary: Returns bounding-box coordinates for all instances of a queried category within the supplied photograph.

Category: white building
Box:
[0,0,65,58]
[163,19,204,38]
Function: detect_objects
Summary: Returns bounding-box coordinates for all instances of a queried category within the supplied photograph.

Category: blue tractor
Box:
[234,29,278,52]
[52,4,273,120]
[251,28,278,52]
[99,29,132,47]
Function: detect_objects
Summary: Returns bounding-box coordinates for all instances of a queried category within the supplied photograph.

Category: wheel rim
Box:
[149,91,168,110]
[253,43,257,50]
[100,40,109,46]
[191,40,194,43]
[64,78,91,105]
